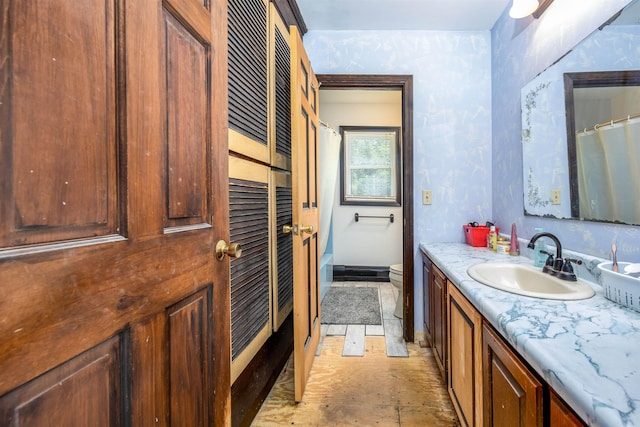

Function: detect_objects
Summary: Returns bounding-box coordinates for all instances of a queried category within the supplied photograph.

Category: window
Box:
[339,126,401,206]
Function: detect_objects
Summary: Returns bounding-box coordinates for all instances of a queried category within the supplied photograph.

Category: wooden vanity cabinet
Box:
[421,252,447,379]
[422,254,588,427]
[431,264,448,378]
[447,282,483,427]
[422,254,432,346]
[550,391,587,427]
[482,322,544,427]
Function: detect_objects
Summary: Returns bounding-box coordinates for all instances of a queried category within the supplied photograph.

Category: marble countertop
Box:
[420,242,640,427]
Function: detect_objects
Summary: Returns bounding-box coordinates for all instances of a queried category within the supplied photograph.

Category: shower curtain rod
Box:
[577,112,640,134]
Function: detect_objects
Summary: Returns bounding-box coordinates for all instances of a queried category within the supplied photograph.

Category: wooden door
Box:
[0,0,231,425]
[432,264,447,379]
[448,283,483,427]
[290,25,321,402]
[482,323,543,427]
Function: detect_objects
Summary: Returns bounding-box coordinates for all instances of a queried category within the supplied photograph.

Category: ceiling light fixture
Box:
[509,0,539,19]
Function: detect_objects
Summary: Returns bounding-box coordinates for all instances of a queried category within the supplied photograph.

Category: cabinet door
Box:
[483,322,543,427]
[432,264,448,379]
[550,391,586,427]
[448,283,483,427]
[422,254,432,345]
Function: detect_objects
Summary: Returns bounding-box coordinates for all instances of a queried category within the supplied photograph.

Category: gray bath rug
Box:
[321,287,382,325]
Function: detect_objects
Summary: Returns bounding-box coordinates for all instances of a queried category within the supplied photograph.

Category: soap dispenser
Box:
[533,227,547,267]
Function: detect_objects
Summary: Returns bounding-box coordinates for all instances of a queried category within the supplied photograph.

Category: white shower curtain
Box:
[576,117,640,223]
[319,124,341,257]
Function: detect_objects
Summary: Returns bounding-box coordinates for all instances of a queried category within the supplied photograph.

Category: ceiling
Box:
[296,0,513,31]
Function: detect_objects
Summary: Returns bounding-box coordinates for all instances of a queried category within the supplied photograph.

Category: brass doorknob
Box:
[282,224,293,234]
[300,225,314,234]
[216,240,242,261]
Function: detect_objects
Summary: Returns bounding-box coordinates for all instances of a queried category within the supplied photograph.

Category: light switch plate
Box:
[422,190,432,205]
[551,189,561,205]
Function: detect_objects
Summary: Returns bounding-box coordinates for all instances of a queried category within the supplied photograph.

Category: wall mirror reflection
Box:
[564,71,640,224]
[521,0,640,225]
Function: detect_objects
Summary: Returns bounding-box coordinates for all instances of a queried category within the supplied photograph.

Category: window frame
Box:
[339,126,402,207]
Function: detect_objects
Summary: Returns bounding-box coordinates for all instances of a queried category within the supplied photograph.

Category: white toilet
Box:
[389,263,403,318]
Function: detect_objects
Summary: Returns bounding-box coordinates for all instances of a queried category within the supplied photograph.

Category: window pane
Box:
[340,126,401,206]
[349,135,393,168]
[350,168,392,197]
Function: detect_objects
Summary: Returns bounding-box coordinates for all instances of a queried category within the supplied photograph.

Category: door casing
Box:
[315,74,414,341]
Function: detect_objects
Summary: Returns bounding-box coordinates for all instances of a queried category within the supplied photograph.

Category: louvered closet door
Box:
[229,156,272,383]
[228,0,269,163]
[271,170,293,330]
[270,4,292,171]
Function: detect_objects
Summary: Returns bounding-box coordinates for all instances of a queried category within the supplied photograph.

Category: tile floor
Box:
[250,281,459,426]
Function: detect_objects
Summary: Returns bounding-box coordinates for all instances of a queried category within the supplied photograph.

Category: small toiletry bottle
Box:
[496,237,510,255]
[488,226,497,251]
[533,227,547,267]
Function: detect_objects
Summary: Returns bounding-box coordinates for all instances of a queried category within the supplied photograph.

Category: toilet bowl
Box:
[389,263,403,318]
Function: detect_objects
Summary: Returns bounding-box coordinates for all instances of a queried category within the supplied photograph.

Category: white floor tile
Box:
[342,325,366,356]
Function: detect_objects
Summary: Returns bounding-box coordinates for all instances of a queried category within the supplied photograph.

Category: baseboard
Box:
[332,265,390,282]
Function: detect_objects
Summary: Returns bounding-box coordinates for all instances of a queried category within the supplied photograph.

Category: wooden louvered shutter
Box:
[270,5,292,171]
[229,157,271,383]
[228,0,269,163]
[271,170,293,330]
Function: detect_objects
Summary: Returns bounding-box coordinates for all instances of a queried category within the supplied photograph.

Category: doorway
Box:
[316,74,414,341]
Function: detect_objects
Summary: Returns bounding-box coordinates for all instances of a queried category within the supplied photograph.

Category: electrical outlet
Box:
[422,189,432,205]
[551,189,561,205]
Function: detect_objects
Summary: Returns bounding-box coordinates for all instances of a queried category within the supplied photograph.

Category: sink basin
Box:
[467,263,595,300]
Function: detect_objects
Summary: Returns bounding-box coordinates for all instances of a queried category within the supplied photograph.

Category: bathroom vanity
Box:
[421,242,640,427]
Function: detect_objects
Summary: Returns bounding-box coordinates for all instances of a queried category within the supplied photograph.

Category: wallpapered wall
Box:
[303,0,637,335]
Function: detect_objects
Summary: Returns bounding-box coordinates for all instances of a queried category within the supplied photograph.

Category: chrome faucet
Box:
[527,232,581,281]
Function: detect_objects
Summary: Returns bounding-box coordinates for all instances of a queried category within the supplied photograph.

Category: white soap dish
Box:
[597,262,640,313]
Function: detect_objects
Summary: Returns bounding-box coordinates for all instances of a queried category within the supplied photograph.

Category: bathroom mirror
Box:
[521,0,640,225]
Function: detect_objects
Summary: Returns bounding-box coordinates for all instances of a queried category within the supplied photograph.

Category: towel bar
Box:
[354,213,394,223]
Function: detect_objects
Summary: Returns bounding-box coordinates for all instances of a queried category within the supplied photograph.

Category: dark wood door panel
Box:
[0,335,122,427]
[163,10,209,228]
[0,0,118,247]
[168,288,212,426]
[0,231,213,396]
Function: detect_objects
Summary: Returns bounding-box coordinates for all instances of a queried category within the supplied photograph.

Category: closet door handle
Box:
[300,225,314,234]
[282,225,293,234]
[215,240,242,261]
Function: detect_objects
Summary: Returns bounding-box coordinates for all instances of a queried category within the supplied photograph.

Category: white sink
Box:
[466,263,595,300]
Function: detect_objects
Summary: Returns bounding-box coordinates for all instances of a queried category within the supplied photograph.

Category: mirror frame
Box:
[564,70,640,220]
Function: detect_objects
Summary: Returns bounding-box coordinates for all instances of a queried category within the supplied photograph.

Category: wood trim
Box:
[209,0,231,422]
[271,0,307,35]
[533,0,554,18]
[315,74,414,341]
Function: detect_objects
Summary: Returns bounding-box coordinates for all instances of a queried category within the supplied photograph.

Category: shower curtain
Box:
[576,116,640,223]
[319,124,341,257]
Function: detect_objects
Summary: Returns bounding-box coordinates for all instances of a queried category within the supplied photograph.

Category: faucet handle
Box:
[542,252,555,274]
[558,258,580,281]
